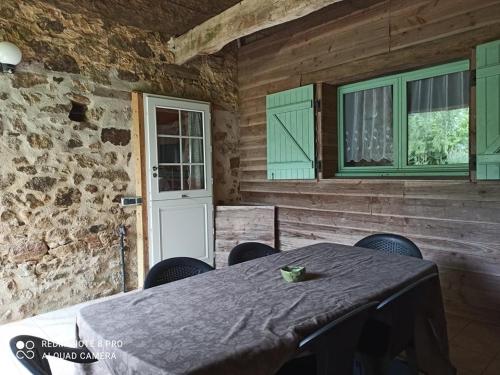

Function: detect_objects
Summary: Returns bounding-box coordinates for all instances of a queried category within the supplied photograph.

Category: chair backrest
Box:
[298,301,379,375]
[10,335,97,375]
[228,242,279,266]
[378,273,439,358]
[354,233,423,259]
[143,257,214,289]
[357,273,439,365]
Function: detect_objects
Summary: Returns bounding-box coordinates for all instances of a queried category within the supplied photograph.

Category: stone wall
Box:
[0,0,239,323]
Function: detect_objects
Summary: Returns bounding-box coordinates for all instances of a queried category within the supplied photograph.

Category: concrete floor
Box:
[447,314,500,375]
[1,300,499,374]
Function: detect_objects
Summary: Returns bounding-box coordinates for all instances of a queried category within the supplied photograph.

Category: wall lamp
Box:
[0,41,22,73]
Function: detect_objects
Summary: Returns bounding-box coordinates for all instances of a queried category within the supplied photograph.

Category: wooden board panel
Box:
[131,92,148,287]
[389,0,500,50]
[236,0,500,323]
[243,190,500,223]
[316,83,338,178]
[214,206,275,268]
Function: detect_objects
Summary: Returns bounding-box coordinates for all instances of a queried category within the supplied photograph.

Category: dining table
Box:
[75,242,454,375]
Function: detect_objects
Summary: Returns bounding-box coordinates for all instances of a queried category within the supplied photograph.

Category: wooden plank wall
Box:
[237,0,500,324]
[214,206,275,268]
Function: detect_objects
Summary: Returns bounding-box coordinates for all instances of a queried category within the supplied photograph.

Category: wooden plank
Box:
[238,4,390,89]
[169,0,345,64]
[214,206,275,268]
[391,2,500,51]
[239,8,500,99]
[241,179,406,197]
[131,92,148,287]
[241,178,500,201]
[242,190,500,223]
[278,207,500,247]
[276,221,500,275]
[238,0,387,60]
[316,83,338,178]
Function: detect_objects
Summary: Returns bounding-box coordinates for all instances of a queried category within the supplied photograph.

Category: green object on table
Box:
[280,266,306,282]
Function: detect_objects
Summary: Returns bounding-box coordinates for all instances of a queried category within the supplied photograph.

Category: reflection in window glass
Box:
[183,165,205,190]
[158,166,181,191]
[182,138,204,164]
[156,108,179,136]
[157,138,180,163]
[407,71,469,166]
[344,86,393,167]
[181,111,203,137]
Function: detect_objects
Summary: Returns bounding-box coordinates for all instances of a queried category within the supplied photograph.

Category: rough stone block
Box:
[9,241,49,263]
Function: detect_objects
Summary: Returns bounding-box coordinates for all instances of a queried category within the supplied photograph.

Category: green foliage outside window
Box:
[408,108,469,166]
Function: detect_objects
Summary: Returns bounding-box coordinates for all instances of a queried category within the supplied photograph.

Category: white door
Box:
[144,94,213,267]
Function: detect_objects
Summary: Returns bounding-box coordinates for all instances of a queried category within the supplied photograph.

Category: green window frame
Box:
[337,60,470,177]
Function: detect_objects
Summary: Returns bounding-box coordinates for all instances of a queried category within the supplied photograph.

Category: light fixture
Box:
[0,41,22,73]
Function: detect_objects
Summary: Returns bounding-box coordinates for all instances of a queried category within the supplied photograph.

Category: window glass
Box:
[158,166,181,191]
[407,71,469,166]
[337,60,470,176]
[156,108,179,136]
[183,165,205,190]
[155,108,205,191]
[181,111,203,137]
[158,138,180,164]
[343,86,393,167]
[182,138,204,164]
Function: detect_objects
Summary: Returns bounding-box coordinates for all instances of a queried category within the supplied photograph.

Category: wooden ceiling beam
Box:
[168,0,344,64]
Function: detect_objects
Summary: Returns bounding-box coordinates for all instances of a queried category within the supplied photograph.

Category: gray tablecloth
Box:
[76,243,448,375]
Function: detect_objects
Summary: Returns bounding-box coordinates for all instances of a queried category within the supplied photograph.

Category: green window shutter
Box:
[266,84,316,180]
[476,40,500,180]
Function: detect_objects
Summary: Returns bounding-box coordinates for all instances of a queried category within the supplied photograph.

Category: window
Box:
[338,61,470,176]
[156,108,205,191]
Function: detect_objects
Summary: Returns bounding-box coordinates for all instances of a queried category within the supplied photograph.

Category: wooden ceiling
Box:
[43,0,241,36]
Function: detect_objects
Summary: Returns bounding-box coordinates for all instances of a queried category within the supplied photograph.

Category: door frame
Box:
[131,92,214,286]
[131,92,149,286]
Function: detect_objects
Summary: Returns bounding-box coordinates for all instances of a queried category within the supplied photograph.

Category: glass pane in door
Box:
[182,138,204,164]
[158,138,180,163]
[183,165,205,190]
[157,108,180,136]
[181,111,203,137]
[158,166,181,191]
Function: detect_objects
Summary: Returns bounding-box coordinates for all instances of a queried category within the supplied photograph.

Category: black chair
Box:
[143,257,214,289]
[10,335,97,375]
[228,242,279,266]
[356,273,452,375]
[277,301,379,375]
[354,234,423,259]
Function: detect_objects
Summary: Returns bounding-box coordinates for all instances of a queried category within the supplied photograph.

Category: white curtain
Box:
[344,86,393,165]
[408,71,469,114]
[185,112,204,190]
